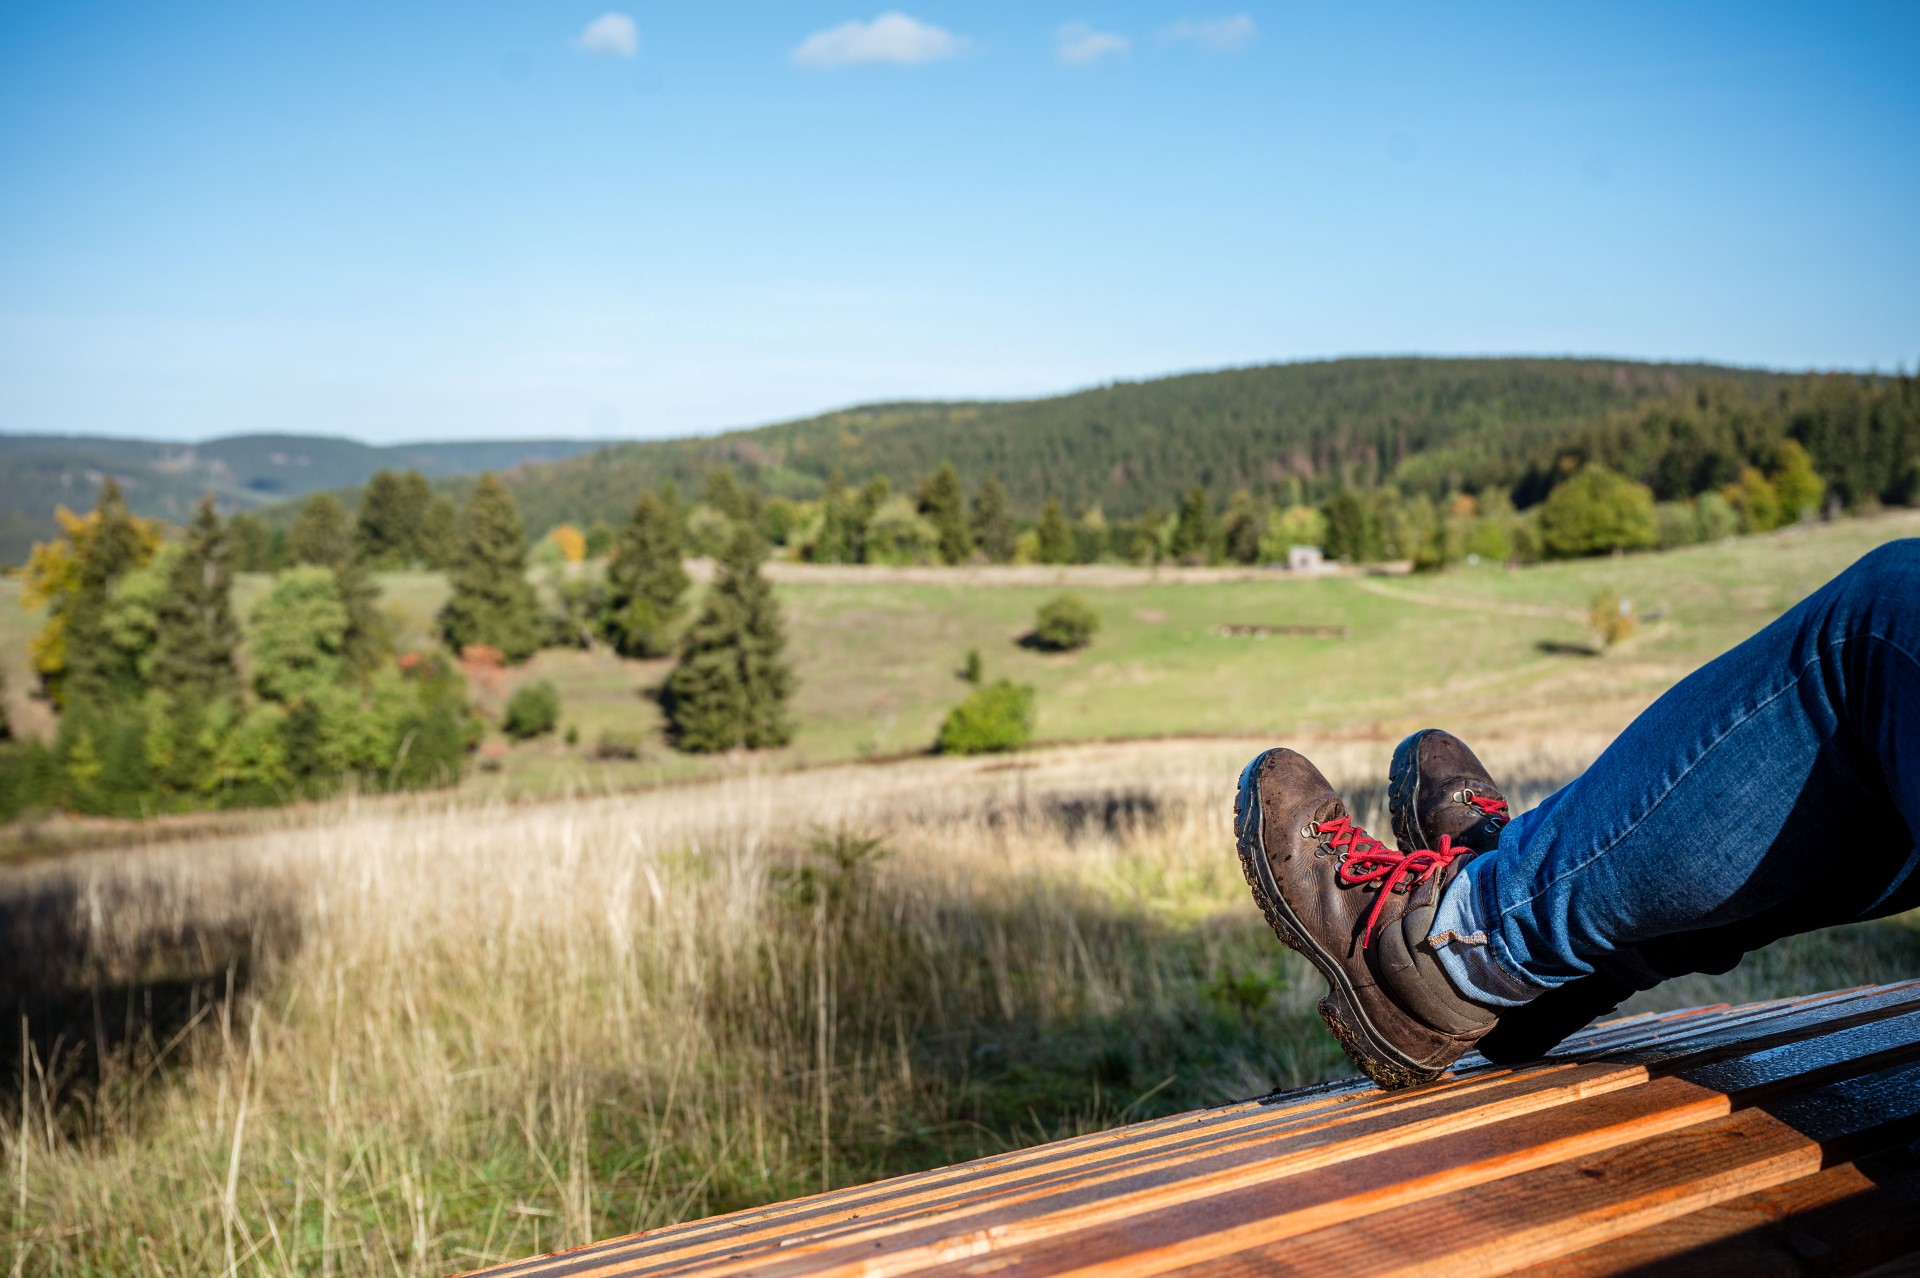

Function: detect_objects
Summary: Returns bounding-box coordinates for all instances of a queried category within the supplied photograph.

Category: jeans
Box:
[1431,538,1920,1010]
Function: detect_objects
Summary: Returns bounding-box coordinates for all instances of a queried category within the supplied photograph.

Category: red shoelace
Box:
[1463,791,1509,818]
[1312,815,1466,949]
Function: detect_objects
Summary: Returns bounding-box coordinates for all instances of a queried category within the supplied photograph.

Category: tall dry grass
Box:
[4,732,1911,1276]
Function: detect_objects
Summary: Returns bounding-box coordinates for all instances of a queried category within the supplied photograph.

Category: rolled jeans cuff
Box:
[1428,858,1551,1009]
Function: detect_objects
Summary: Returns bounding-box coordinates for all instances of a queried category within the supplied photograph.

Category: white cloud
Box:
[791,13,972,69]
[575,12,638,58]
[1162,14,1257,53]
[1057,22,1128,65]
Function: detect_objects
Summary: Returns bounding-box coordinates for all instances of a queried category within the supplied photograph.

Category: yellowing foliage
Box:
[549,524,587,564]
[22,504,163,686]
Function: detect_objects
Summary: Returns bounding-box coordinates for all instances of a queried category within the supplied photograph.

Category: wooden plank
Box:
[485,1061,1682,1278]
[741,1003,1920,1278]
[1165,1108,1819,1278]
[720,1077,1735,1278]
[460,982,1920,1278]
[1158,1057,1920,1278]
[1523,1150,1920,1278]
[506,982,1920,1278]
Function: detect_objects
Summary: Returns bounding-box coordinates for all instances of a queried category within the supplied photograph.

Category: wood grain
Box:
[453,981,1920,1278]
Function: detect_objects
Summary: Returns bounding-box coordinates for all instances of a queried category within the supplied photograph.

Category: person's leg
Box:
[1431,539,1920,1010]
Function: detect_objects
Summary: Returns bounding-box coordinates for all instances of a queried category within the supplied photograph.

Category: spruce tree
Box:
[814,477,859,564]
[354,470,424,568]
[227,512,274,572]
[1169,487,1215,563]
[289,493,355,570]
[398,471,435,557]
[438,474,543,662]
[420,495,459,569]
[154,497,242,704]
[603,490,691,658]
[1320,489,1373,562]
[919,462,972,565]
[663,525,794,752]
[1034,496,1073,565]
[971,476,1016,563]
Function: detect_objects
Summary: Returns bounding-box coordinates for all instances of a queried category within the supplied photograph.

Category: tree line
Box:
[0,481,471,821]
[442,363,1916,569]
[1,469,798,821]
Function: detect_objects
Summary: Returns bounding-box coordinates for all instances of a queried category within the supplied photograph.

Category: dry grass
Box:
[2,732,1915,1275]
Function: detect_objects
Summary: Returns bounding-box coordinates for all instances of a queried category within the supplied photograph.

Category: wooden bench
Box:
[461,979,1920,1277]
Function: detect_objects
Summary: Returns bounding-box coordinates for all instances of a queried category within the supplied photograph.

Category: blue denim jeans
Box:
[1432,538,1920,1009]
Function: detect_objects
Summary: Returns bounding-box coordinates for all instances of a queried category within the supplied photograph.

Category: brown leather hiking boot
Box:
[1388,728,1510,854]
[1234,747,1497,1088]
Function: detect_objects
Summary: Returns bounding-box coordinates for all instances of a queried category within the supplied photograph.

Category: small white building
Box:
[1287,545,1327,573]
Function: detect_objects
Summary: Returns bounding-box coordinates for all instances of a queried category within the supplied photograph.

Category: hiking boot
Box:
[1234,748,1498,1089]
[1388,728,1511,854]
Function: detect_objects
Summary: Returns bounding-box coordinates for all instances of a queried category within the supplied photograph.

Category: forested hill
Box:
[499,358,1794,530]
[0,433,601,566]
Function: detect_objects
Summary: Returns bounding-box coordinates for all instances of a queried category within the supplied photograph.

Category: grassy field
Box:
[10,510,1911,803]
[6,734,1916,1276]
[1,515,1917,1275]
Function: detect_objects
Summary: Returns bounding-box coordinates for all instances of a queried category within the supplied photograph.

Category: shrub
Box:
[1030,593,1100,652]
[502,680,561,740]
[1654,501,1702,550]
[594,729,644,760]
[1589,587,1637,649]
[961,647,983,684]
[1538,465,1658,558]
[936,679,1035,755]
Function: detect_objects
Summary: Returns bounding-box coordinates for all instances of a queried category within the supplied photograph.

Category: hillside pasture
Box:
[4,510,1918,807]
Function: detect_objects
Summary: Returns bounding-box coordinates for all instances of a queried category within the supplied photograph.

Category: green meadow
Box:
[5,510,1918,803]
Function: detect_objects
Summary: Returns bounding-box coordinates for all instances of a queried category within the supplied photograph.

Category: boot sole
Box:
[1387,729,1432,853]
[1234,750,1441,1090]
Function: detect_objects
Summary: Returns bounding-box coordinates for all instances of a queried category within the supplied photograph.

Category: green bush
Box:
[503,680,562,740]
[936,679,1035,755]
[1538,465,1658,558]
[1030,593,1100,652]
[594,729,644,760]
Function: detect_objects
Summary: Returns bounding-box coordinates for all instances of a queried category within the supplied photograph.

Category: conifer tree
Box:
[420,495,459,569]
[663,525,794,752]
[154,497,242,704]
[438,474,542,662]
[919,463,972,564]
[1320,489,1375,562]
[354,470,424,567]
[398,470,435,554]
[814,476,860,564]
[971,477,1016,563]
[1034,496,1073,565]
[227,512,274,572]
[289,493,355,570]
[1169,487,1215,563]
[704,469,756,524]
[290,492,386,675]
[603,490,691,658]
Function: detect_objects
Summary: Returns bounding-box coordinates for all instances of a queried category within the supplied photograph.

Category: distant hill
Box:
[0,434,602,565]
[494,357,1796,532]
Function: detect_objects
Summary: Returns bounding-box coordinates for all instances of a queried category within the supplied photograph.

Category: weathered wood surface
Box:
[459,980,1920,1278]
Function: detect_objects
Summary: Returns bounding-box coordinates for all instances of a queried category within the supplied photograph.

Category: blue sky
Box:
[1,2,1916,443]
